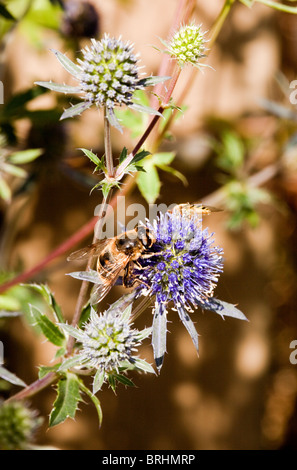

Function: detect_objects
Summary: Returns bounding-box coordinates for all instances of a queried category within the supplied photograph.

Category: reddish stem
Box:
[0,216,97,294]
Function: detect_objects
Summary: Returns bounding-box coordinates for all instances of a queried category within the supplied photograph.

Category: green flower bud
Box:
[165,23,208,69]
[0,401,42,450]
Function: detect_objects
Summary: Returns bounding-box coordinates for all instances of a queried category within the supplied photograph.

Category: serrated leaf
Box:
[60,101,92,120]
[58,323,86,344]
[50,49,81,77]
[137,161,161,204]
[67,270,101,284]
[29,305,65,346]
[113,373,135,387]
[79,148,100,165]
[35,81,81,94]
[38,364,61,379]
[136,326,152,342]
[59,355,84,372]
[23,284,64,323]
[132,357,155,374]
[128,102,163,117]
[0,366,26,388]
[8,148,43,164]
[152,303,167,371]
[93,369,105,394]
[49,374,81,427]
[201,298,248,321]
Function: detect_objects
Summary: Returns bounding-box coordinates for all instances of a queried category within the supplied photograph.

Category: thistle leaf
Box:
[129,102,163,117]
[152,303,167,371]
[93,369,105,394]
[49,374,81,427]
[201,298,248,321]
[29,305,66,346]
[67,270,101,284]
[60,102,92,120]
[132,357,155,374]
[34,81,81,94]
[50,49,81,77]
[79,148,100,166]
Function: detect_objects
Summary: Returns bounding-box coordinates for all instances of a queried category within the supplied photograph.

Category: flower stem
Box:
[65,192,112,355]
[104,107,114,178]
[208,0,236,49]
[6,371,58,403]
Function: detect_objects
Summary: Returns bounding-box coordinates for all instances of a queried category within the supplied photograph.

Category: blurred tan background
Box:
[2,0,297,450]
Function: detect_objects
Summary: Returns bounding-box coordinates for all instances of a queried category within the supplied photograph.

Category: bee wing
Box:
[90,253,130,305]
[90,282,114,305]
[90,257,127,305]
[67,239,111,261]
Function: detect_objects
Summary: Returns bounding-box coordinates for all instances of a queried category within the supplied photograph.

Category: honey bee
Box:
[67,226,155,305]
[171,203,221,219]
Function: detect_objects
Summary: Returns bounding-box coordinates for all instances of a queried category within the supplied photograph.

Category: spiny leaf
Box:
[34,81,81,94]
[152,303,167,371]
[79,148,100,166]
[29,305,65,346]
[38,364,61,379]
[60,101,92,120]
[92,369,105,394]
[49,374,81,427]
[201,298,248,321]
[50,49,81,77]
[132,358,155,374]
[129,102,163,117]
[24,284,64,322]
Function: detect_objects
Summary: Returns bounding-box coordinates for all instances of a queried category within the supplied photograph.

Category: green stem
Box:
[208,0,236,49]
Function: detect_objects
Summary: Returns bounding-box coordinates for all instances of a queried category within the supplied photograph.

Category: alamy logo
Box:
[289,340,297,365]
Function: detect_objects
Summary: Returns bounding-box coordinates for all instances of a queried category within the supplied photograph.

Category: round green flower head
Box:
[78,35,142,109]
[0,401,42,450]
[165,23,208,68]
[79,309,142,372]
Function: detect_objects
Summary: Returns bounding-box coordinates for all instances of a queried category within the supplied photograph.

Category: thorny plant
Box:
[0,0,296,449]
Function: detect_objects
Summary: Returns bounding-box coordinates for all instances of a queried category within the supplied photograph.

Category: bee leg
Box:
[141,251,165,259]
[123,262,151,289]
